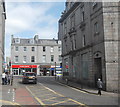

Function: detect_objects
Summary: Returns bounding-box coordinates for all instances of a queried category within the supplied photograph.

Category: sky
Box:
[5,1,65,57]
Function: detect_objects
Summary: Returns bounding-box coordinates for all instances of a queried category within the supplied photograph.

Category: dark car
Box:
[22,72,37,84]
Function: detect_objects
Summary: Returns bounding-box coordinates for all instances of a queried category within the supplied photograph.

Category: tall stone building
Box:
[11,35,62,76]
[0,0,6,73]
[58,2,119,92]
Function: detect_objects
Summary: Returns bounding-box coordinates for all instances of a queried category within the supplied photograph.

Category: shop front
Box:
[40,65,51,76]
[12,65,37,75]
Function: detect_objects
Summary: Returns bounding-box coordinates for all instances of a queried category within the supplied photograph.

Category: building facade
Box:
[11,35,62,76]
[0,0,6,73]
[58,2,119,92]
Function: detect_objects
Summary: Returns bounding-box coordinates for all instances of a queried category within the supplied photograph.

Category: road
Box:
[1,76,118,106]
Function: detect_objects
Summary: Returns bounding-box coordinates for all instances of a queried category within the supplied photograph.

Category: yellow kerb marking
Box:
[0,100,20,106]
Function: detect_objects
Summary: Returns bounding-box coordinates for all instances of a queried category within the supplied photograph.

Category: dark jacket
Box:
[97,80,103,89]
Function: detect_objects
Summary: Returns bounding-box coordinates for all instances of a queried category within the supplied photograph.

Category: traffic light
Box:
[60,63,62,67]
[9,62,11,66]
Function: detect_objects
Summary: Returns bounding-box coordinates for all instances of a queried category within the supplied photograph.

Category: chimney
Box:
[11,34,14,43]
[34,34,39,42]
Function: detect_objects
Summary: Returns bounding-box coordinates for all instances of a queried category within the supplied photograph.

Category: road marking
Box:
[38,82,88,106]
[38,83,64,97]
[12,88,15,102]
[8,89,10,93]
[52,99,69,105]
[69,99,86,106]
[55,81,94,95]
[43,97,57,101]
[0,100,20,106]
[26,86,45,105]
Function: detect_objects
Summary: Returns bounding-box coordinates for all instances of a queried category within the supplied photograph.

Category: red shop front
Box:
[12,65,37,75]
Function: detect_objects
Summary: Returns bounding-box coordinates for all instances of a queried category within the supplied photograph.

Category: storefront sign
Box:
[12,65,37,68]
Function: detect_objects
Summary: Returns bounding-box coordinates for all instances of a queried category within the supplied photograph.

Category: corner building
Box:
[58,2,119,92]
[11,35,62,76]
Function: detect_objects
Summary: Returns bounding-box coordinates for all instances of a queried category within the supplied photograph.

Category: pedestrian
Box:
[2,72,6,85]
[97,78,103,95]
[5,72,8,85]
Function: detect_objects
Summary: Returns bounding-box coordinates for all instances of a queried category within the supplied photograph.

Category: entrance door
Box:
[94,58,102,86]
[13,69,19,75]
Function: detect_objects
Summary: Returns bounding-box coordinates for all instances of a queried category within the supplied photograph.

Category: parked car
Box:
[22,72,37,84]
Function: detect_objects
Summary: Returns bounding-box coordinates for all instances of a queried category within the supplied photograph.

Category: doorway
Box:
[13,69,19,75]
[94,58,102,87]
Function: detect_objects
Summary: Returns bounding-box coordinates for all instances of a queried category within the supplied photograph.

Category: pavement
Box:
[57,76,118,97]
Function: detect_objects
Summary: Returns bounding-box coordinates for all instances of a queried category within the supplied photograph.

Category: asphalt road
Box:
[1,76,118,107]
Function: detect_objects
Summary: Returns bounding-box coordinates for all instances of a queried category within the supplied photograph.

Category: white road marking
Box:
[8,89,10,93]
[12,89,15,102]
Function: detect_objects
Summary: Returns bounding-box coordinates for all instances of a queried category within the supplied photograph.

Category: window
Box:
[58,47,61,51]
[15,38,20,43]
[15,46,18,51]
[71,14,75,28]
[23,56,27,62]
[51,46,54,52]
[81,53,89,79]
[73,35,76,50]
[31,47,35,51]
[15,56,18,62]
[24,47,27,51]
[59,55,62,62]
[43,46,46,52]
[42,55,46,63]
[94,22,98,33]
[51,55,54,62]
[81,6,85,22]
[31,56,35,62]
[83,35,86,47]
[70,35,76,50]
[64,22,67,35]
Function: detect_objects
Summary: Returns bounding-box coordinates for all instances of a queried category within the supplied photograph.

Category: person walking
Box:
[5,72,8,85]
[2,72,6,85]
[97,78,103,95]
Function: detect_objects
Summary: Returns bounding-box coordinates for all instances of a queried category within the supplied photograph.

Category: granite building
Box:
[58,2,119,91]
[0,0,6,73]
[11,35,62,76]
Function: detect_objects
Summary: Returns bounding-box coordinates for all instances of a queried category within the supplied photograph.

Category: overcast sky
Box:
[5,2,65,57]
